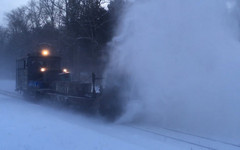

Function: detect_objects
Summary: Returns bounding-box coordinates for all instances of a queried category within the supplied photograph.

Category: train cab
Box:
[16,49,63,93]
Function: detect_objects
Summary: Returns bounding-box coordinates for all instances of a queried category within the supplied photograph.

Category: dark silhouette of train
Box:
[16,45,102,110]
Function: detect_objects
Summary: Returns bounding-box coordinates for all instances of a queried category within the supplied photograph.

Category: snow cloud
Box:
[106,0,240,141]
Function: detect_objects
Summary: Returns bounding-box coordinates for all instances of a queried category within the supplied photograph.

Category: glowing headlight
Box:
[42,49,50,56]
[40,67,47,72]
[63,68,69,73]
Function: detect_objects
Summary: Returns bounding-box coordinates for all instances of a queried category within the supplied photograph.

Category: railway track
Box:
[0,89,21,99]
[129,125,240,150]
[160,126,240,148]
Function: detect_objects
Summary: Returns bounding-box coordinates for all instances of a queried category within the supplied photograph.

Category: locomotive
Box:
[16,46,102,109]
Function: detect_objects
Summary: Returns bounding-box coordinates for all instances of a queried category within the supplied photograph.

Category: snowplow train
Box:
[16,46,102,112]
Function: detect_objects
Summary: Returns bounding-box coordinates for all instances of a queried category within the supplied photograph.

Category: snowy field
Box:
[0,80,239,150]
[0,80,16,92]
[0,80,187,150]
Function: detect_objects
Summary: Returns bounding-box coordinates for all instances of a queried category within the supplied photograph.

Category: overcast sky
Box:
[0,0,30,26]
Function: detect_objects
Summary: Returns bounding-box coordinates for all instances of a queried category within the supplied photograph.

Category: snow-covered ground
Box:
[0,80,239,150]
[0,80,16,92]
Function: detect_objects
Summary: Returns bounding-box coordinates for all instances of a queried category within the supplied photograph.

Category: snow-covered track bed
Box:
[0,89,21,99]
[129,125,240,150]
[0,88,238,150]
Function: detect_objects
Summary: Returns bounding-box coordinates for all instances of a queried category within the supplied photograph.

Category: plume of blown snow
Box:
[105,0,240,141]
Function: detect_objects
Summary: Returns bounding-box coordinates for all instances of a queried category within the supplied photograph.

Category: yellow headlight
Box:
[63,68,69,73]
[40,67,47,72]
[42,49,50,56]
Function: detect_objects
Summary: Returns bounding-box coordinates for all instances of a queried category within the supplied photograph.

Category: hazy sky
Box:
[0,0,29,25]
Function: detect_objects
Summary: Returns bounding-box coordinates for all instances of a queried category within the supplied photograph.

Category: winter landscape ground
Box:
[0,80,239,150]
[0,80,184,150]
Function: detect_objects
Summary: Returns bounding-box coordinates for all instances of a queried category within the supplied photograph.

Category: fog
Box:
[106,0,240,141]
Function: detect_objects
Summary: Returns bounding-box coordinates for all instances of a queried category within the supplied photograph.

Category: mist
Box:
[106,0,240,141]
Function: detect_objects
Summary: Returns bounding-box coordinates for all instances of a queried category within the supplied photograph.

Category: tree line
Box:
[0,0,126,79]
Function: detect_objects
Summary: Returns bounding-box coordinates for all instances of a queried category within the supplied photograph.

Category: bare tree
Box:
[27,0,44,29]
[39,0,64,27]
[7,7,30,34]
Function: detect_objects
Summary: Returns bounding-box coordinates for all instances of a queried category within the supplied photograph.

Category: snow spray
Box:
[105,0,240,141]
